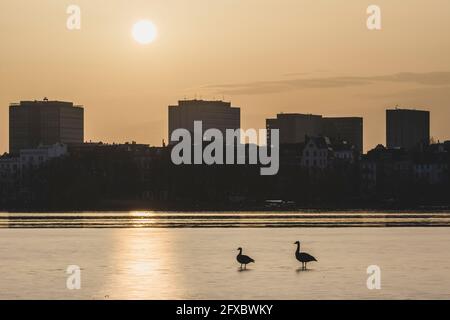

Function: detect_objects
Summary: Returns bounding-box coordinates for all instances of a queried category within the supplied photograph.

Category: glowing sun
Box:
[132,20,157,45]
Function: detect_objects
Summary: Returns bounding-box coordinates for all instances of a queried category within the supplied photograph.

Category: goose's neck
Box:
[238,249,242,255]
[296,243,300,253]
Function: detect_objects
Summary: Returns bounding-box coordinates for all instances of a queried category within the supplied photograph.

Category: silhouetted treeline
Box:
[1,143,449,211]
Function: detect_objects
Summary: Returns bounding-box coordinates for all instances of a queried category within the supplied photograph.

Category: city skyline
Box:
[1,1,450,303]
[3,97,437,155]
[1,1,450,154]
[1,97,445,154]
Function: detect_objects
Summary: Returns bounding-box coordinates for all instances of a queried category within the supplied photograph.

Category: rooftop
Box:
[387,107,429,113]
[175,99,233,108]
[10,99,83,108]
[276,113,322,118]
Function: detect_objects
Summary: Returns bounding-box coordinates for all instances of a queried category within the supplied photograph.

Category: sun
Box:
[132,20,157,45]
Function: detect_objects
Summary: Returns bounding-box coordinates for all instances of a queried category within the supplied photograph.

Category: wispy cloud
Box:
[361,86,450,101]
[205,72,450,95]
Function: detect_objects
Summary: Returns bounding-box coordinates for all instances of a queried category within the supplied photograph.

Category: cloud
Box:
[361,86,450,102]
[366,72,450,86]
[205,72,450,95]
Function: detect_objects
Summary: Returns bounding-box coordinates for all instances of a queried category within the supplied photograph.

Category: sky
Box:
[1,0,450,153]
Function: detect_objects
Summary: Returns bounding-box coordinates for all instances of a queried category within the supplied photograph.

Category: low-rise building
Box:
[333,141,356,164]
[0,155,20,181]
[20,143,68,170]
[0,143,68,178]
[412,143,449,185]
[360,145,412,194]
[301,136,333,169]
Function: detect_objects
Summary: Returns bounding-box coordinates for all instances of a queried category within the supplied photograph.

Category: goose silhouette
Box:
[294,241,317,270]
[236,247,255,269]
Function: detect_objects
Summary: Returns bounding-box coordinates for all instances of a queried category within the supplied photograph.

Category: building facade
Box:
[266,113,363,154]
[301,136,333,169]
[386,108,430,150]
[1,143,68,174]
[323,117,363,154]
[168,99,240,144]
[266,113,323,146]
[9,99,84,154]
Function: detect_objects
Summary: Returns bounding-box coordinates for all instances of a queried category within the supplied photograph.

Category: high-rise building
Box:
[266,113,323,146]
[386,108,430,150]
[265,113,363,153]
[9,99,84,154]
[323,117,363,154]
[168,99,240,144]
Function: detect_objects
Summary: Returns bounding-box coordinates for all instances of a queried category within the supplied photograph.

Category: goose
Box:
[294,241,317,270]
[236,247,255,269]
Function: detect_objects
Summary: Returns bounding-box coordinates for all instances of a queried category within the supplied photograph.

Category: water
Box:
[0,212,450,299]
[2,211,450,228]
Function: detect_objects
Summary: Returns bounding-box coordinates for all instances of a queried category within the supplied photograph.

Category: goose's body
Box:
[294,241,317,269]
[236,247,255,269]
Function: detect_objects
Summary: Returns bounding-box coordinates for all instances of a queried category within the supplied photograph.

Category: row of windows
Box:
[336,153,353,159]
[0,163,18,170]
[303,159,327,166]
[362,173,446,182]
[304,150,327,157]
[362,163,448,170]
[414,164,448,170]
[0,156,46,168]
[0,162,46,171]
[362,173,376,180]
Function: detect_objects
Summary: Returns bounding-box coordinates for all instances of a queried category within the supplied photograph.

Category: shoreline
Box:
[2,204,450,213]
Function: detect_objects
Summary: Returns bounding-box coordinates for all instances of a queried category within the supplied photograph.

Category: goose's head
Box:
[237,247,242,251]
[294,241,300,245]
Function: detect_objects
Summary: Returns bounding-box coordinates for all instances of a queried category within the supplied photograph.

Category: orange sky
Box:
[1,0,450,153]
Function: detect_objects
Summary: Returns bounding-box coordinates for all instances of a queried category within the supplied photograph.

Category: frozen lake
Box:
[0,220,449,299]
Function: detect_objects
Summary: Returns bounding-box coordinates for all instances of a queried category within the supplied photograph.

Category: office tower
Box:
[266,113,323,145]
[9,99,84,154]
[386,108,430,150]
[323,117,363,154]
[168,99,240,144]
